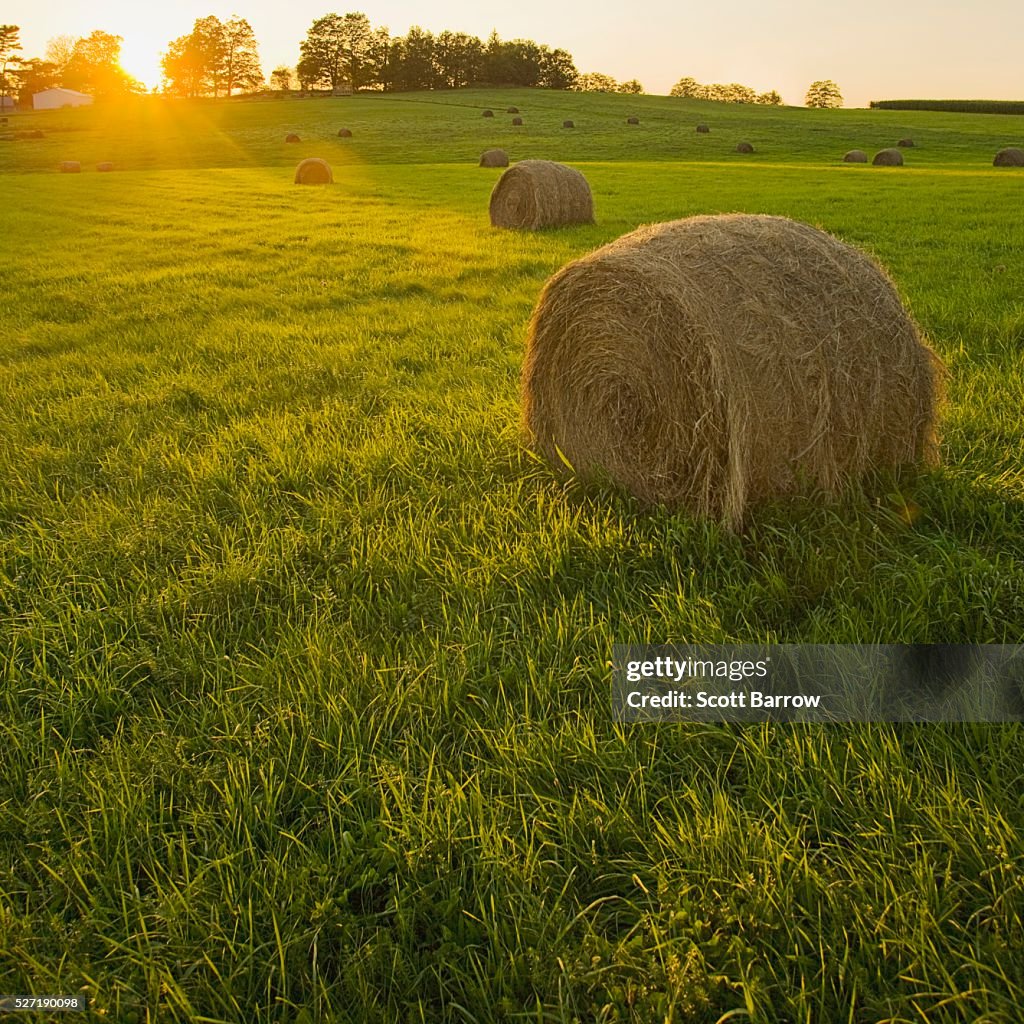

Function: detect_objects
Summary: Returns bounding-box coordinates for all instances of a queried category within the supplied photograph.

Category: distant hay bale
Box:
[993,147,1024,167]
[489,159,594,230]
[337,128,352,138]
[563,120,575,128]
[285,133,301,143]
[507,106,519,113]
[897,138,915,147]
[15,129,44,140]
[59,161,81,173]
[627,116,640,125]
[512,117,523,126]
[735,141,754,153]
[521,214,944,528]
[479,148,510,168]
[843,150,868,163]
[294,157,333,184]
[482,109,494,118]
[873,148,904,166]
[696,124,710,133]
[96,162,114,172]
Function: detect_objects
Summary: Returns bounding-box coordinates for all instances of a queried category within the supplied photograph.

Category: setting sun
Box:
[117,33,164,91]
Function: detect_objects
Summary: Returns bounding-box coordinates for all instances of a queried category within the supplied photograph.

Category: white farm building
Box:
[33,88,94,111]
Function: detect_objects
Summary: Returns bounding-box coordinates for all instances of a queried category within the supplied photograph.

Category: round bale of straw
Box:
[843,150,868,163]
[59,161,81,173]
[294,157,333,185]
[507,106,519,113]
[512,117,523,126]
[735,141,755,153]
[897,138,915,147]
[480,148,510,168]
[873,148,904,166]
[993,147,1024,167]
[521,214,943,527]
[563,119,575,128]
[627,116,640,125]
[482,109,494,118]
[490,159,594,230]
[696,124,710,133]
[96,162,114,172]
[285,133,301,143]
[337,128,352,138]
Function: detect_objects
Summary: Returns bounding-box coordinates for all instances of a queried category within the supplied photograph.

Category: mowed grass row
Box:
[1,95,1023,1021]
[3,89,1024,172]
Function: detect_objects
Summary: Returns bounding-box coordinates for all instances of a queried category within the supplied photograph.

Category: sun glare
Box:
[118,34,164,91]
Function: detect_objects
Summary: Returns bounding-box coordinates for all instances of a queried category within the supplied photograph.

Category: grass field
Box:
[1,88,1023,1022]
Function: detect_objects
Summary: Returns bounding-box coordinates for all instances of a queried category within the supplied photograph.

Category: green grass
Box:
[1,89,1023,1023]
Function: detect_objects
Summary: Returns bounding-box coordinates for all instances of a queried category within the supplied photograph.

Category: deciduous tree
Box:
[0,24,22,105]
[574,72,618,93]
[221,16,262,96]
[63,30,139,96]
[805,79,842,108]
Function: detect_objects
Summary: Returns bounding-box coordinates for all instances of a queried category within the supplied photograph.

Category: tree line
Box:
[0,24,142,104]
[1,14,840,106]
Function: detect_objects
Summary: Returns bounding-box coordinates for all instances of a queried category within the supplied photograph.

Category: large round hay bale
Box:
[843,150,868,163]
[482,109,494,118]
[285,133,301,143]
[507,106,519,114]
[337,128,352,138]
[489,159,594,230]
[735,141,754,153]
[993,147,1024,167]
[480,148,510,168]
[294,157,333,184]
[897,138,915,147]
[96,162,114,172]
[563,120,575,129]
[59,161,81,173]
[521,214,943,527]
[696,124,710,133]
[873,148,904,166]
[512,117,523,126]
[627,116,640,125]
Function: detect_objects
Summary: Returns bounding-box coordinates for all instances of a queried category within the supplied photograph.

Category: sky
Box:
[6,0,1023,108]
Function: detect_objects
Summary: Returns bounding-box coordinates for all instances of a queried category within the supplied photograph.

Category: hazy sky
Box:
[6,0,1022,107]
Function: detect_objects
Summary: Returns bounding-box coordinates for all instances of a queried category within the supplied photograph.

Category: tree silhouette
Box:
[0,25,22,105]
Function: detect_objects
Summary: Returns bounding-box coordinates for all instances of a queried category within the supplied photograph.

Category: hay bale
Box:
[521,214,943,528]
[96,162,114,172]
[480,148,510,168]
[627,116,640,125]
[873,148,904,166]
[512,117,523,126]
[337,128,352,138]
[696,124,710,133]
[285,133,301,143]
[897,138,915,147]
[15,129,44,140]
[563,120,575,128]
[482,109,494,118]
[507,106,519,114]
[489,159,594,230]
[59,161,81,173]
[993,147,1024,167]
[735,141,754,153]
[843,150,868,163]
[294,157,333,184]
